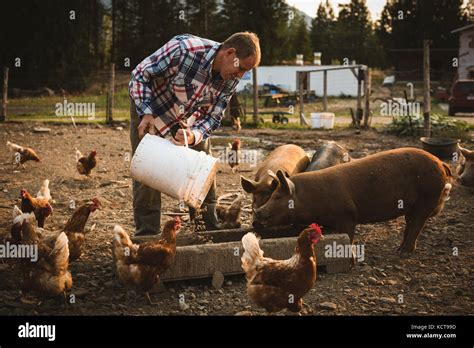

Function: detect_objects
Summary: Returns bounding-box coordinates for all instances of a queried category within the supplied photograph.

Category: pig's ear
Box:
[276,170,295,196]
[459,145,474,159]
[241,176,257,193]
[266,170,279,192]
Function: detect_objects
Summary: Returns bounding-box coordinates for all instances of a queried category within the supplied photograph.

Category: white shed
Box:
[237,65,361,97]
[451,23,474,80]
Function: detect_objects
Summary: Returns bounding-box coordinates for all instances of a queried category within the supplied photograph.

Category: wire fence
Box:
[1,66,133,122]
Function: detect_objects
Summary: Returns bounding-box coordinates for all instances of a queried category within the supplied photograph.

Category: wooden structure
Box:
[1,67,8,122]
[297,65,370,127]
[387,48,456,82]
[423,40,432,137]
[106,63,115,124]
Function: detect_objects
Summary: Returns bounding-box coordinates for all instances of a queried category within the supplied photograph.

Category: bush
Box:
[384,114,469,140]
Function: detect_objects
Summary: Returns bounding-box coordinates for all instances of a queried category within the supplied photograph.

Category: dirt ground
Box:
[0,122,472,316]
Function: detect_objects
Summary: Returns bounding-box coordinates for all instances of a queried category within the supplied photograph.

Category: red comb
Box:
[310,223,322,234]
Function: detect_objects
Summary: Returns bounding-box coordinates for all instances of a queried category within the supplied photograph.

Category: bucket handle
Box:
[182,126,189,148]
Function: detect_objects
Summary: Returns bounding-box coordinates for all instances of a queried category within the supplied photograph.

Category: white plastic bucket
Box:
[130,134,218,208]
[310,112,335,129]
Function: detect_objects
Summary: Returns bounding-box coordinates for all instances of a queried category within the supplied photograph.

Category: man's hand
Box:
[171,121,195,146]
[138,114,157,139]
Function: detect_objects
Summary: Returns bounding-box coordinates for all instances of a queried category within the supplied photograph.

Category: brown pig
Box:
[253,148,452,258]
[305,141,351,172]
[457,145,474,187]
[241,144,309,208]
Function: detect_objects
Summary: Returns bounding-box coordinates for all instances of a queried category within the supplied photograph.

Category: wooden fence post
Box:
[423,40,431,137]
[252,68,258,125]
[363,68,371,128]
[106,63,115,124]
[1,67,8,122]
[323,70,328,112]
[356,68,363,127]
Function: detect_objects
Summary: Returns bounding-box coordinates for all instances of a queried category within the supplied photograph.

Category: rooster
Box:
[241,223,323,313]
[216,195,243,229]
[61,198,101,262]
[6,141,41,168]
[113,217,181,304]
[20,189,53,228]
[36,179,52,202]
[227,139,241,173]
[76,149,97,176]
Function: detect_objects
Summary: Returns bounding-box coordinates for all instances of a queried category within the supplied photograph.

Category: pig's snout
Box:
[252,208,266,229]
[253,208,260,220]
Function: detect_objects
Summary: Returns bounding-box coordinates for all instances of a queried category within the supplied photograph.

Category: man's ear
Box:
[225,47,236,57]
[276,169,295,196]
[241,176,257,193]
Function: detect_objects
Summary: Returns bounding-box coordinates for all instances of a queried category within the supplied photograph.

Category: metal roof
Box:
[451,23,474,33]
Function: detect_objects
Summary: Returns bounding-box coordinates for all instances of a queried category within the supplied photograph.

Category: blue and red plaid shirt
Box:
[129,34,240,145]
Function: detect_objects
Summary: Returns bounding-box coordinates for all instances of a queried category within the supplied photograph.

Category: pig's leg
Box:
[337,222,357,267]
[336,222,356,243]
[399,211,430,258]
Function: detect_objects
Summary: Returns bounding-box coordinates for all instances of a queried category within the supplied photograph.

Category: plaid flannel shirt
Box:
[129,34,240,145]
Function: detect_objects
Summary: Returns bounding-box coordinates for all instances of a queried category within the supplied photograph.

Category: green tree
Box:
[310,1,336,64]
[377,0,468,50]
[334,0,372,64]
[287,13,312,63]
[218,0,290,64]
[0,0,107,91]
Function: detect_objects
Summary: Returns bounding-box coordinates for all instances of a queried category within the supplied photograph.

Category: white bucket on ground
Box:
[310,112,335,129]
[130,134,218,208]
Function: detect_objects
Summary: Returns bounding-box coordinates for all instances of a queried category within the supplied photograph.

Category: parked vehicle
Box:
[448,80,474,116]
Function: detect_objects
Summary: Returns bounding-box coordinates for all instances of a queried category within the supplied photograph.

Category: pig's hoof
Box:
[399,250,412,259]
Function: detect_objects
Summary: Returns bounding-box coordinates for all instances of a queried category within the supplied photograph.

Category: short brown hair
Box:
[222,32,261,66]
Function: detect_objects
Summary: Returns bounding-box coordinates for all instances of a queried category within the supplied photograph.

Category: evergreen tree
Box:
[310,1,336,64]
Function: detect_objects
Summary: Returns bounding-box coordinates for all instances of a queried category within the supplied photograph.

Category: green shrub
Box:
[385,114,469,140]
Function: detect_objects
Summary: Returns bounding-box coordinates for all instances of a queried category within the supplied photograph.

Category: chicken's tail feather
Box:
[12,205,23,220]
[113,225,133,261]
[13,211,35,225]
[75,148,83,162]
[6,141,23,152]
[241,232,264,272]
[50,232,70,273]
[36,179,51,201]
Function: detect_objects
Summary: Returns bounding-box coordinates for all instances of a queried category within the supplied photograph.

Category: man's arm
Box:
[129,38,182,119]
[190,81,240,145]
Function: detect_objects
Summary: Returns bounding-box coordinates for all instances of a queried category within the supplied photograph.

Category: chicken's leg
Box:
[145,292,158,305]
[62,291,69,310]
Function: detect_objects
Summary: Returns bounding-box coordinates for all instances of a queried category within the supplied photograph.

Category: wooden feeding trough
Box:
[131,225,352,283]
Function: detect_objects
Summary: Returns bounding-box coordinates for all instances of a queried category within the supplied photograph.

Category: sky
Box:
[286,0,387,20]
